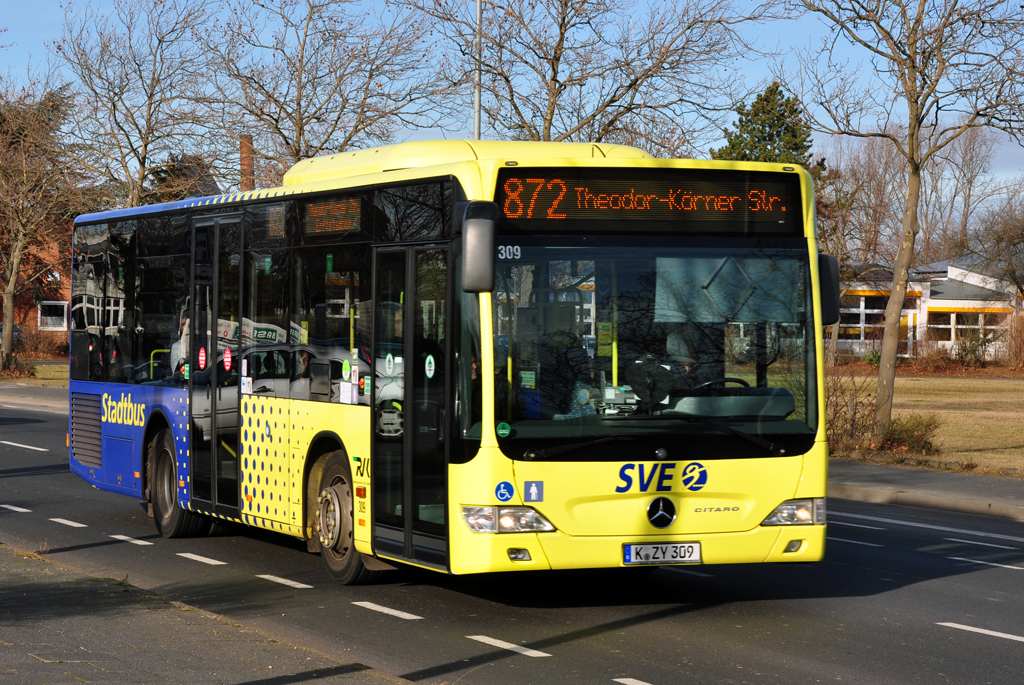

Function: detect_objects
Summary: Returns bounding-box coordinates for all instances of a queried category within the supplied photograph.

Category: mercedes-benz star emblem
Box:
[646,497,676,529]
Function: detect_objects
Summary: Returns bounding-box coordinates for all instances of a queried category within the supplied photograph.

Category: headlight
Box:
[461,506,555,533]
[761,498,826,526]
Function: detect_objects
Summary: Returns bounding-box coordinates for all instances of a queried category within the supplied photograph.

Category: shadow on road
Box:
[0,463,70,480]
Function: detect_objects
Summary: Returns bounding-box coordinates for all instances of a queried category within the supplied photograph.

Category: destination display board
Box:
[495,167,803,235]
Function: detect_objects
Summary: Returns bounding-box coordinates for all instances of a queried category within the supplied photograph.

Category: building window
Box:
[38,301,68,331]
[926,311,952,341]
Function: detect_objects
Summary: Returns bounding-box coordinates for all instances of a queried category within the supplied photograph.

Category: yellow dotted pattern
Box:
[239,396,301,535]
[173,392,190,502]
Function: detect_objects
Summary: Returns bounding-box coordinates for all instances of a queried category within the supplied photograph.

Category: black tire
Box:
[150,428,211,538]
[316,451,378,585]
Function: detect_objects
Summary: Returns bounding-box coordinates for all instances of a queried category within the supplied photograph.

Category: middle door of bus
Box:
[372,245,448,567]
[189,214,242,516]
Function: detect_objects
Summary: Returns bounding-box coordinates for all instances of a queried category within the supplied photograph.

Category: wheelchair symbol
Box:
[495,481,514,502]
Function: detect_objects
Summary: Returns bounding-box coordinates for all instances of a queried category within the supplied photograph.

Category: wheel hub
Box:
[317,485,344,548]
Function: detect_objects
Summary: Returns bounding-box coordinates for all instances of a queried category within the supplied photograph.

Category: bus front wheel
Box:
[150,428,211,538]
[316,451,377,585]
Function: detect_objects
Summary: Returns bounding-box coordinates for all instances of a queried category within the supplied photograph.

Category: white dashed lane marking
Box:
[1,504,31,512]
[109,535,154,546]
[830,520,886,530]
[0,440,48,452]
[614,679,654,685]
[948,556,1023,571]
[258,575,313,589]
[831,511,1024,544]
[351,601,422,620]
[466,635,551,657]
[176,552,227,565]
[938,622,1024,644]
[827,537,883,547]
[944,537,1017,550]
[50,518,87,528]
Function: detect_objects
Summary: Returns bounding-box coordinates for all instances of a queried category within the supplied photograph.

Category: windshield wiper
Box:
[521,436,635,461]
[602,413,786,455]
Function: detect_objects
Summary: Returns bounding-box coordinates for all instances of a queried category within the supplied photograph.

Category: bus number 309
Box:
[497,245,521,260]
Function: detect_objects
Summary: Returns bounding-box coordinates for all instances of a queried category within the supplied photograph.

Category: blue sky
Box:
[3,1,1021,174]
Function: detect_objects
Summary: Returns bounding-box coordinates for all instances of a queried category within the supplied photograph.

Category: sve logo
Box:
[615,462,709,493]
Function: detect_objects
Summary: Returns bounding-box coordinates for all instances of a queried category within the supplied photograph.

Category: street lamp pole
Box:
[473,0,482,140]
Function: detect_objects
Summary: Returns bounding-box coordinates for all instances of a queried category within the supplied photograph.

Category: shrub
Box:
[0,361,36,379]
[877,412,941,454]
[20,331,68,359]
[824,362,875,455]
[911,341,952,372]
[864,349,881,367]
[952,328,988,368]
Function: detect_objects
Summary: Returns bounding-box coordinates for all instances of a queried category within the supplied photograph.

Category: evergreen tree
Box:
[710,82,814,165]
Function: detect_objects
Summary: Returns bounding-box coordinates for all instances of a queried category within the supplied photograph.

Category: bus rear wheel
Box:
[150,428,211,538]
[316,451,377,585]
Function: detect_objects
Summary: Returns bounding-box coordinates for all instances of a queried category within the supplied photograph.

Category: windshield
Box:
[480,235,818,460]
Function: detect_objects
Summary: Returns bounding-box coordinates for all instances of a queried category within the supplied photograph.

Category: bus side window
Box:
[243,249,290,398]
[106,219,136,384]
[135,215,189,386]
[291,242,372,405]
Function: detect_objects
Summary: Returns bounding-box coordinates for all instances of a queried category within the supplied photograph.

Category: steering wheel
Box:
[691,377,750,392]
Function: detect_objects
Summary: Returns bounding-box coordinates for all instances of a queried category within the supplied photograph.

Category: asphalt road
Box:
[2,404,1023,684]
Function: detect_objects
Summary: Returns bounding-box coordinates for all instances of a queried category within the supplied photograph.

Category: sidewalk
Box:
[0,385,66,410]
[0,542,409,684]
[829,457,1024,522]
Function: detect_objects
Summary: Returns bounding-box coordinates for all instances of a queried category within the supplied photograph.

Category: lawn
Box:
[889,377,1024,473]
[0,362,70,388]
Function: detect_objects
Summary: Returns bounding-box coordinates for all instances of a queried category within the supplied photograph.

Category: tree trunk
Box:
[873,164,922,439]
[827,321,840,367]
[0,295,14,371]
[1,232,27,371]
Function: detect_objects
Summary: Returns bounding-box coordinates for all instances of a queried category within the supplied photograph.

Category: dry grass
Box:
[890,377,1024,473]
[0,362,68,388]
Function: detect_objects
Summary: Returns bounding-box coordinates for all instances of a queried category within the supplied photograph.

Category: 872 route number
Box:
[497,245,521,260]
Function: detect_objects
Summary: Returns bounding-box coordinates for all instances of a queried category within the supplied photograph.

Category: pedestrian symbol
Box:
[495,481,514,503]
[524,481,544,502]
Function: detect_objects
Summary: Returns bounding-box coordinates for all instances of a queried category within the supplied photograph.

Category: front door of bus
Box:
[190,215,242,514]
[372,246,448,567]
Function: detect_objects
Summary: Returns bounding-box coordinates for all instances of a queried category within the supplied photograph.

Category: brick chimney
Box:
[240,134,255,192]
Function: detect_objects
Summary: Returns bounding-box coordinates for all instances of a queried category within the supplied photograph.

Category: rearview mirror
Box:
[818,254,841,326]
[461,202,499,293]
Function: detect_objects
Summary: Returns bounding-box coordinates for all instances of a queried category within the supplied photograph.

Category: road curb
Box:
[0,388,67,411]
[829,482,1024,523]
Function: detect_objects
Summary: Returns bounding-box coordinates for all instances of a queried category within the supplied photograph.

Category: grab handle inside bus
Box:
[818,253,841,326]
[461,201,499,292]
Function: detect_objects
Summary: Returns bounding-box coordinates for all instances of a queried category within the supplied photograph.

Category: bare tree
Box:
[0,75,91,370]
[54,0,209,207]
[791,0,1024,438]
[972,179,1024,299]
[198,0,448,188]
[406,0,768,157]
[917,125,999,263]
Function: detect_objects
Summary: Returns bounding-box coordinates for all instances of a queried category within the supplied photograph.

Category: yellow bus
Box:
[69,140,840,583]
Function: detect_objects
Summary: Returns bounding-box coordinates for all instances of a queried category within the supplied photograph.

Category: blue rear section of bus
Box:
[69,380,190,503]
